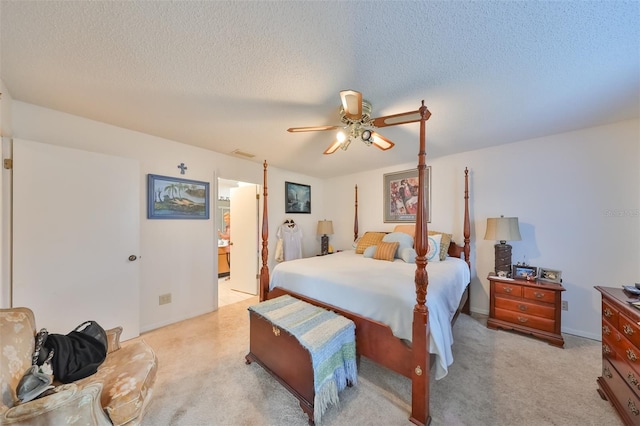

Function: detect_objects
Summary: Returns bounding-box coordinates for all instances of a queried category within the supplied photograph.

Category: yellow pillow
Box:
[355,232,386,254]
[429,231,452,260]
[373,241,399,261]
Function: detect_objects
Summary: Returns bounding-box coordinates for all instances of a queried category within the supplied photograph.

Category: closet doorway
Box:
[217,178,260,301]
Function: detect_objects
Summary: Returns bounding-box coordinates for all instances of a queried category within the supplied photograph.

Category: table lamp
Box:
[484,216,521,276]
[317,220,334,255]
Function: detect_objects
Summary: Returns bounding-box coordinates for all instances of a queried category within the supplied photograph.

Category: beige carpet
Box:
[135,297,621,426]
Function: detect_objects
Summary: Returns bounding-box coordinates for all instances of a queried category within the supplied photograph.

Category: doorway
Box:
[217,178,260,306]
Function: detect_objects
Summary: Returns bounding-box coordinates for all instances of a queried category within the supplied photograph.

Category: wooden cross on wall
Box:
[177,163,188,174]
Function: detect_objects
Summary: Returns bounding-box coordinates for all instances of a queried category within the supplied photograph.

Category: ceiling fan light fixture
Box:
[340,138,352,151]
[336,130,347,143]
[361,129,372,141]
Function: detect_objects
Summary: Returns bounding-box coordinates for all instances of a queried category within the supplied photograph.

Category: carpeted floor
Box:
[135,296,621,426]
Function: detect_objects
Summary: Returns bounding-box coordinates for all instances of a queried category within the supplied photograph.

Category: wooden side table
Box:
[487,274,565,347]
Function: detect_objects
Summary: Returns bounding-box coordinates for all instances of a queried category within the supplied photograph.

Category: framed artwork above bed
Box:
[383,167,431,223]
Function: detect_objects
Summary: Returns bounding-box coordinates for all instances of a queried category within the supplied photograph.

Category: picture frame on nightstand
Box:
[511,264,538,280]
[538,267,562,284]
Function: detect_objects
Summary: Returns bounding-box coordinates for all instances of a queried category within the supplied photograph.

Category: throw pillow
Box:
[428,231,452,260]
[400,247,417,263]
[363,245,377,258]
[373,241,399,261]
[355,232,386,254]
[382,232,414,259]
[426,233,442,262]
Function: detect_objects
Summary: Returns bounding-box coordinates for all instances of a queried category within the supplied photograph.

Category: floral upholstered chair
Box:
[0,307,158,425]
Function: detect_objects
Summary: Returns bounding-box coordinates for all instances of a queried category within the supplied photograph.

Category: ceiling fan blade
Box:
[287,125,340,133]
[340,90,363,120]
[370,132,395,151]
[323,140,342,155]
[371,108,430,128]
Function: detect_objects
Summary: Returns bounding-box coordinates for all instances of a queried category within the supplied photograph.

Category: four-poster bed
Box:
[257,102,471,425]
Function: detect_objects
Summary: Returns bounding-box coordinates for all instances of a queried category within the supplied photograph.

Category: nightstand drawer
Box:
[495,296,555,320]
[494,307,555,333]
[493,282,523,297]
[523,287,556,304]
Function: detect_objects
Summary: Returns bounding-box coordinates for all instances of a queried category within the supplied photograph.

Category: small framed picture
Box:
[539,268,562,284]
[512,265,538,280]
[285,181,311,214]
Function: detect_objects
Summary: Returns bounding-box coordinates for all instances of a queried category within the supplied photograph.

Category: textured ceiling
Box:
[1,1,638,178]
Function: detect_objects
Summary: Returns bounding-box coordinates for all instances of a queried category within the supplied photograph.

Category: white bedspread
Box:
[269,250,470,380]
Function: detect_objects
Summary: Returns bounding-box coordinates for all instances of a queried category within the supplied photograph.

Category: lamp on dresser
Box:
[484,215,521,276]
[317,220,334,256]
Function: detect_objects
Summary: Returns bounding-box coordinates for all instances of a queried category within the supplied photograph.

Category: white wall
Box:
[6,101,326,333]
[325,119,640,340]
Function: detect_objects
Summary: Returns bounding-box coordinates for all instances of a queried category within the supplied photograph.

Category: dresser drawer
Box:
[493,282,523,297]
[603,299,619,327]
[620,312,640,348]
[601,358,640,424]
[495,296,555,320]
[523,286,556,304]
[494,307,555,333]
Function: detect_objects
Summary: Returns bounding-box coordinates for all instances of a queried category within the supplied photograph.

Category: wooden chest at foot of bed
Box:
[246,310,315,421]
[245,295,357,425]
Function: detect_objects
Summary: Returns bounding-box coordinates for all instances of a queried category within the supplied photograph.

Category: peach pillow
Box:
[373,241,399,261]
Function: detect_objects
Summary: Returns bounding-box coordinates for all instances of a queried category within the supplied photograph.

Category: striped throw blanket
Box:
[249,295,357,424]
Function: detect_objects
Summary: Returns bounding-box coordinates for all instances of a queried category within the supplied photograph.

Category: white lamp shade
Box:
[484,217,521,242]
[317,220,334,235]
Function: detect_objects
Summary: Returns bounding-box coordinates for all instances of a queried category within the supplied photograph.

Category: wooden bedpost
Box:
[259,161,269,302]
[410,100,432,426]
[463,167,470,269]
[354,185,359,242]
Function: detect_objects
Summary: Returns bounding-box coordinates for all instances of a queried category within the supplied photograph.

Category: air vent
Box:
[231,149,255,159]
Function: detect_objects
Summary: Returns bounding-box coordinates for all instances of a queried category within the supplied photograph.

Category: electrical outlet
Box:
[561,300,568,311]
[159,293,172,305]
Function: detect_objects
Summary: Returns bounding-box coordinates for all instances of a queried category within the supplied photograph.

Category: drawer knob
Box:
[628,399,640,416]
[503,286,513,293]
[517,316,529,324]
[624,324,635,336]
[627,348,638,362]
[533,292,545,299]
[604,307,613,318]
[518,304,528,312]
[415,365,423,376]
[272,325,280,336]
[628,372,640,390]
[603,325,611,336]
[603,344,611,355]
[603,366,612,378]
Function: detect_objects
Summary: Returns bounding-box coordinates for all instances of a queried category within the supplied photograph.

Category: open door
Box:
[12,139,141,339]
[229,184,259,295]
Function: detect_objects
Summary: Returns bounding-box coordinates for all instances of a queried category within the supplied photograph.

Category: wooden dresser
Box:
[596,286,640,425]
[487,275,565,347]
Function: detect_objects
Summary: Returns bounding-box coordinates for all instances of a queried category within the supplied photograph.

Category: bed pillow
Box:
[362,245,377,258]
[355,232,386,254]
[426,233,442,262]
[373,241,399,261]
[400,247,417,263]
[382,232,414,259]
[428,231,452,260]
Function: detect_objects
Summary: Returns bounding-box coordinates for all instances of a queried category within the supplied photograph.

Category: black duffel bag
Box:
[40,320,108,383]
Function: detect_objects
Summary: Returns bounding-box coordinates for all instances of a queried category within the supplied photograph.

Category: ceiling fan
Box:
[287,90,425,155]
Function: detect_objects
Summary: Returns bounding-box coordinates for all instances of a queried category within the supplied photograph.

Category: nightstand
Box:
[487,274,565,347]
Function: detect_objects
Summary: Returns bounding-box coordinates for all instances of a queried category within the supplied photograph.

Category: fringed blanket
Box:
[249,295,357,423]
